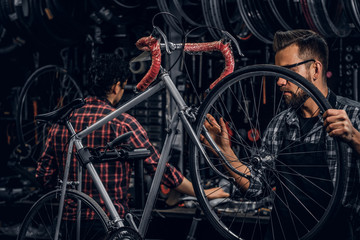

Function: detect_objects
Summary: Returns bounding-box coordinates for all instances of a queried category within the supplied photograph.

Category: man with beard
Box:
[203,29,360,239]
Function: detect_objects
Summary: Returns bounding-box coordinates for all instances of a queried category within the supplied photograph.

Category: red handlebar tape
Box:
[135,36,234,91]
[135,36,161,92]
[184,41,234,90]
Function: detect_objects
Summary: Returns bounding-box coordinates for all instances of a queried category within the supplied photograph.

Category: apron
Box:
[264,136,353,239]
[263,91,354,239]
[264,137,332,239]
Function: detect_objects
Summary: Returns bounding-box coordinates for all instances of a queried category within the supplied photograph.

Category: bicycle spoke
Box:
[190,65,343,240]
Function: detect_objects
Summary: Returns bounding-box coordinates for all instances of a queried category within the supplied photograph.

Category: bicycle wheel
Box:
[190,64,345,240]
[17,189,111,240]
[16,65,83,163]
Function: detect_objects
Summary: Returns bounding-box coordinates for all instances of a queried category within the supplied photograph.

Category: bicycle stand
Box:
[186,207,202,240]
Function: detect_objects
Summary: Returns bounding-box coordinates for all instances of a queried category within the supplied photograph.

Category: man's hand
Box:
[323,109,356,142]
[323,109,360,154]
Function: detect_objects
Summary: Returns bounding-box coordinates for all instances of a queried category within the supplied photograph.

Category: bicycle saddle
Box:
[35,98,86,124]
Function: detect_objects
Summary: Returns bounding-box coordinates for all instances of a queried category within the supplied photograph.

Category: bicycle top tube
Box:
[134,34,235,92]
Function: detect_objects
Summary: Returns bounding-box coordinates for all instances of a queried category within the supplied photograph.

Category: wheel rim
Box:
[16,65,83,163]
[190,65,343,240]
[18,190,110,240]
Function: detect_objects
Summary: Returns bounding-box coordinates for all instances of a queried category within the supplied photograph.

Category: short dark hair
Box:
[273,29,329,77]
[87,53,131,98]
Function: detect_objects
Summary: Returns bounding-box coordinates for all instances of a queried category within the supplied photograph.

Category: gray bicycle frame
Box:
[54,67,217,239]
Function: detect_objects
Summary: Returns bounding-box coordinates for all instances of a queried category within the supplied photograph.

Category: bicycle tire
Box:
[300,0,319,33]
[173,0,203,27]
[267,0,292,30]
[157,0,205,38]
[209,0,249,40]
[236,0,273,45]
[343,0,360,33]
[190,64,345,240]
[17,188,111,240]
[201,0,222,40]
[307,0,352,38]
[16,65,83,163]
[285,0,309,29]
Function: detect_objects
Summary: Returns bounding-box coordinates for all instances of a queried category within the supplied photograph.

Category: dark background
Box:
[0,0,359,239]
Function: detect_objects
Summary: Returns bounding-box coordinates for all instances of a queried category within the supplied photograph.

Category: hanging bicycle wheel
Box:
[206,0,250,40]
[237,0,274,44]
[17,189,111,240]
[190,65,345,240]
[344,0,360,33]
[306,0,352,38]
[16,65,83,163]
[157,0,206,38]
[267,0,308,30]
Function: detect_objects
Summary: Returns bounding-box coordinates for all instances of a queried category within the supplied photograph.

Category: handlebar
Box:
[134,32,237,92]
[135,36,161,92]
[184,41,235,90]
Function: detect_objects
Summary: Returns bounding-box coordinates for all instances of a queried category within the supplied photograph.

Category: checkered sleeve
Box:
[337,100,360,222]
[36,125,59,189]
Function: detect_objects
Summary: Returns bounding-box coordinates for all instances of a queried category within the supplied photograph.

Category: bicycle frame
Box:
[49,25,243,239]
[56,66,220,239]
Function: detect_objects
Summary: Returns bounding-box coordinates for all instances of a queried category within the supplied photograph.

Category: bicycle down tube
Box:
[137,67,233,237]
[56,78,166,234]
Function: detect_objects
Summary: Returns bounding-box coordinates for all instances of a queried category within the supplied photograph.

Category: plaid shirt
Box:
[247,90,360,224]
[36,96,184,218]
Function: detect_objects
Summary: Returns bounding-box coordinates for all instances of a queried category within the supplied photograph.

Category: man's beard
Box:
[284,88,310,109]
[283,73,311,109]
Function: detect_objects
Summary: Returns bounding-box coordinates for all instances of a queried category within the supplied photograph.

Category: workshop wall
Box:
[0,0,359,239]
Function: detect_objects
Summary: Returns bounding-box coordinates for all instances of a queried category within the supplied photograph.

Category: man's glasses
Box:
[282,59,315,69]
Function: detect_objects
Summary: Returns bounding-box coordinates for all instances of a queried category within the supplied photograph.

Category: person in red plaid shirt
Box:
[36,53,228,219]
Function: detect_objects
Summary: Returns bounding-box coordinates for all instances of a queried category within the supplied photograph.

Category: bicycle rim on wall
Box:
[16,65,83,163]
[237,0,279,45]
[201,0,250,40]
[157,0,207,38]
[343,0,360,33]
[0,0,88,49]
[305,0,352,38]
